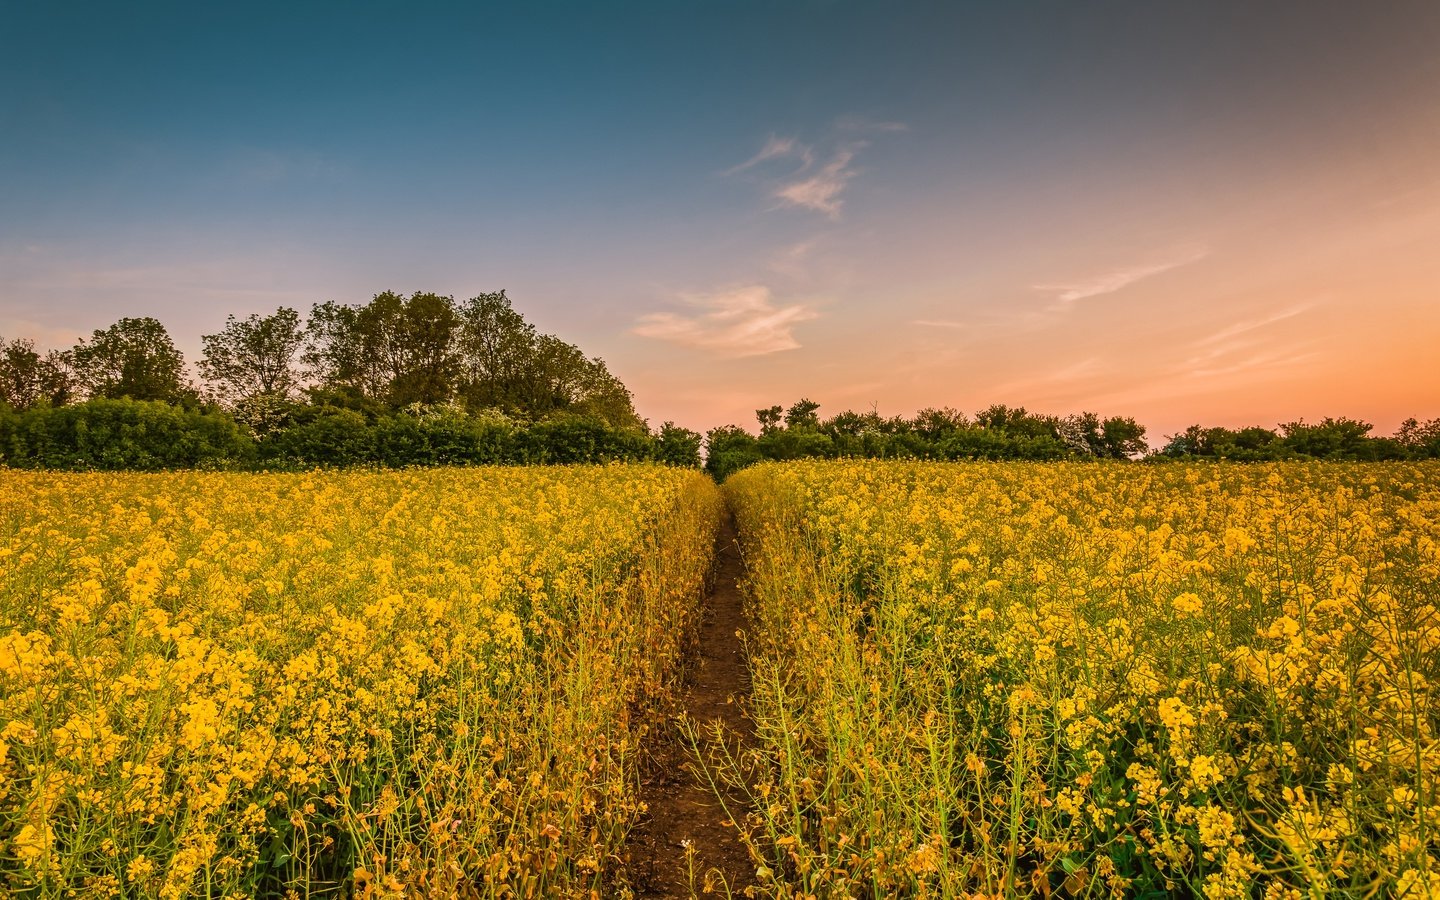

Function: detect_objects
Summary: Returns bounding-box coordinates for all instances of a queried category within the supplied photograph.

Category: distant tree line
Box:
[1158,417,1440,462]
[0,291,703,470]
[4,301,1436,475]
[704,400,1148,480]
[703,399,1440,481]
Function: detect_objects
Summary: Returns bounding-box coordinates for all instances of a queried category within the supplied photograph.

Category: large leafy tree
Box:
[454,291,641,428]
[0,337,73,409]
[303,289,641,426]
[455,291,538,411]
[302,301,371,397]
[388,291,461,407]
[70,317,190,402]
[1098,415,1148,458]
[304,291,461,407]
[199,307,305,404]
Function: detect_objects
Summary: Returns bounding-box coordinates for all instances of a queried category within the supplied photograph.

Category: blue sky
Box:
[3,1,1438,435]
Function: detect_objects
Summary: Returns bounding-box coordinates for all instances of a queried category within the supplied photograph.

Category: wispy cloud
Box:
[911,319,966,329]
[1178,302,1321,379]
[775,147,858,218]
[725,118,904,219]
[1188,348,1320,380]
[633,285,819,357]
[722,135,811,176]
[1035,246,1209,310]
[1193,301,1314,347]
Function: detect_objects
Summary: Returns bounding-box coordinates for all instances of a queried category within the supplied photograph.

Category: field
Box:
[0,466,721,898]
[726,460,1440,898]
[5,460,1440,899]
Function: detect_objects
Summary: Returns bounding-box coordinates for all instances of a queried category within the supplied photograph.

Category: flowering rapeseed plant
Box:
[727,460,1440,898]
[0,465,721,898]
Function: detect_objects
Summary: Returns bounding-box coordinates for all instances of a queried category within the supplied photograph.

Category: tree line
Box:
[702,399,1440,481]
[3,299,1436,475]
[0,291,703,470]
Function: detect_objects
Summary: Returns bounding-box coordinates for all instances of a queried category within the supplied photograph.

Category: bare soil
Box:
[625,514,758,898]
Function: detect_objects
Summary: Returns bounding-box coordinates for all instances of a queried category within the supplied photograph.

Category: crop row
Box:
[0,466,721,898]
[726,460,1440,898]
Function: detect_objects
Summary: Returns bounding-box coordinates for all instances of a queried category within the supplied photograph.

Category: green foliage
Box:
[70,317,192,403]
[783,398,821,429]
[755,405,783,435]
[0,399,252,470]
[1397,418,1440,459]
[703,400,1134,480]
[704,425,764,481]
[0,337,73,410]
[0,398,697,472]
[303,291,462,407]
[1161,417,1424,461]
[256,406,378,467]
[654,422,703,468]
[199,307,305,412]
[519,416,654,465]
[758,425,835,461]
[7,299,1435,473]
[1278,417,1381,460]
[302,290,643,427]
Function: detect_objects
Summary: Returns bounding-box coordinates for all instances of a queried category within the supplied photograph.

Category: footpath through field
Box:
[627,514,757,898]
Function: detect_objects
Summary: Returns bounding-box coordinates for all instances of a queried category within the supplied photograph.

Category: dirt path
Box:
[626,514,757,898]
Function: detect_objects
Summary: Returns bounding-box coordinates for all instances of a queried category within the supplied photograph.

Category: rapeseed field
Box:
[727,460,1440,898]
[0,466,721,898]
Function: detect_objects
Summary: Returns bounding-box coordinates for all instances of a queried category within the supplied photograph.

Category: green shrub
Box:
[0,399,252,470]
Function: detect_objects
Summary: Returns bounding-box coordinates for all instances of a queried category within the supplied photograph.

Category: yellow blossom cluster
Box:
[726,460,1440,898]
[0,465,721,898]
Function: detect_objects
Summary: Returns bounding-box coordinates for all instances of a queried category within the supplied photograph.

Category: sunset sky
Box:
[3,1,1438,439]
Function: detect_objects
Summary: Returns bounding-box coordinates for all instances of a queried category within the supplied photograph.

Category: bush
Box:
[370,408,516,467]
[654,422,703,468]
[519,416,653,465]
[0,399,252,470]
[705,425,764,481]
[257,407,375,467]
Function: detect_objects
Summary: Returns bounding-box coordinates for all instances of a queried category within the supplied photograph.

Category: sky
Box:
[3,1,1438,439]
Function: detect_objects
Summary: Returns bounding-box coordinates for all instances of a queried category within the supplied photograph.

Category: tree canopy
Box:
[301,290,642,427]
[70,317,190,403]
[0,337,73,410]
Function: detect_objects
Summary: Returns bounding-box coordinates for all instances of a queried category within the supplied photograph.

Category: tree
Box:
[527,334,596,418]
[1098,415,1148,459]
[975,404,1061,441]
[386,291,462,407]
[654,422,702,467]
[302,301,372,398]
[0,337,73,409]
[756,405,783,435]
[1058,412,1103,456]
[1279,417,1374,459]
[910,407,967,439]
[705,425,763,480]
[303,289,642,426]
[70,317,190,403]
[455,291,539,412]
[453,292,641,428]
[823,409,884,437]
[784,398,821,429]
[200,307,305,405]
[304,292,460,407]
[564,357,643,429]
[1396,418,1440,458]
